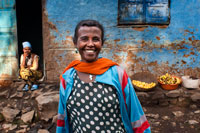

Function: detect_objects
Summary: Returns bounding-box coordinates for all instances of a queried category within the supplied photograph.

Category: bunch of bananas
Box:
[132,80,156,89]
[158,73,181,85]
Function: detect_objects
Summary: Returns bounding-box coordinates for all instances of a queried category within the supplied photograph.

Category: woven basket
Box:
[132,72,157,91]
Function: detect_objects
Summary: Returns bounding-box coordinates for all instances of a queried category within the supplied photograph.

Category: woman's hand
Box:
[21,54,29,69]
[23,52,29,58]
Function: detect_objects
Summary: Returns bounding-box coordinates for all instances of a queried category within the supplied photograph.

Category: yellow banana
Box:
[132,80,156,89]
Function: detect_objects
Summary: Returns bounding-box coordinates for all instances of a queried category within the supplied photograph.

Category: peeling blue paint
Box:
[45,0,200,76]
[0,0,18,79]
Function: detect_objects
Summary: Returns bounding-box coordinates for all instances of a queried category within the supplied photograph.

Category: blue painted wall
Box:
[0,0,18,81]
[44,0,200,80]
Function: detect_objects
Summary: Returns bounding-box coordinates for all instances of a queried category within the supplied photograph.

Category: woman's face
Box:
[76,26,102,63]
[23,47,31,56]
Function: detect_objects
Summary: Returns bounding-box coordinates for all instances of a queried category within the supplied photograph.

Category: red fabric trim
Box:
[57,119,65,127]
[133,121,150,133]
[122,70,128,108]
[61,78,66,90]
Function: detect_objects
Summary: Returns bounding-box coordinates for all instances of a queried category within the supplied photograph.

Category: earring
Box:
[75,48,78,53]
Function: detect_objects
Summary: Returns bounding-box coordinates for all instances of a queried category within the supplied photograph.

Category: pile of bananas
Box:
[132,80,156,89]
[158,73,181,85]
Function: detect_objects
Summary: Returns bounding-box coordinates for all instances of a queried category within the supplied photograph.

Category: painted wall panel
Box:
[0,0,18,80]
[146,3,169,24]
[43,0,200,81]
[118,3,144,24]
[118,0,169,24]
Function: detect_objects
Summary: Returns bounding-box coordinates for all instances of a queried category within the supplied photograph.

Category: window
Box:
[118,0,170,25]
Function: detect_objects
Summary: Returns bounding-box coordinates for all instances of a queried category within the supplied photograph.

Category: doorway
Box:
[16,0,43,71]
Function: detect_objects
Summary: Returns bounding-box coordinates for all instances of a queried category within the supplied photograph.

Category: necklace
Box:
[89,74,93,80]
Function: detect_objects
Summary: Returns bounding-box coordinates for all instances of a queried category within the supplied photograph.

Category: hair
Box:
[73,19,105,45]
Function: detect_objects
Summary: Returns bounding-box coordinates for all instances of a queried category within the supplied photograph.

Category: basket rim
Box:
[132,80,157,91]
[132,72,158,91]
[133,84,156,91]
[132,72,158,83]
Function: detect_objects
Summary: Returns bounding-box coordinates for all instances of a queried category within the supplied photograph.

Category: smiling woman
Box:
[75,26,102,63]
[56,20,151,133]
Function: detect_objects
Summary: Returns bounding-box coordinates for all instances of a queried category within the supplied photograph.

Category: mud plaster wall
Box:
[42,0,200,81]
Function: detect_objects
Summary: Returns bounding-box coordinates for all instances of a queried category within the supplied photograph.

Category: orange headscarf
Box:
[60,58,118,79]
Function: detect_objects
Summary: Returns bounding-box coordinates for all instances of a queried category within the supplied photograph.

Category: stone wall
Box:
[137,86,200,107]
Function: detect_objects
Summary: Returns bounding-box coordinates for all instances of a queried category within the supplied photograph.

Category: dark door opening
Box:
[16,0,43,71]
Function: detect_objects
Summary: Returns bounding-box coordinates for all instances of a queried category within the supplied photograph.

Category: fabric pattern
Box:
[60,57,118,80]
[67,72,126,133]
[19,68,42,82]
[57,65,151,133]
[19,68,42,88]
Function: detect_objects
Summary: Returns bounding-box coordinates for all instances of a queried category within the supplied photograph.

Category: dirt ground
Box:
[25,104,200,133]
[48,105,200,133]
[144,105,200,133]
[0,81,200,133]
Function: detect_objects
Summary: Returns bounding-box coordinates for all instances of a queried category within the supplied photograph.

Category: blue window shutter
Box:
[145,0,170,24]
[118,0,170,25]
[118,0,145,24]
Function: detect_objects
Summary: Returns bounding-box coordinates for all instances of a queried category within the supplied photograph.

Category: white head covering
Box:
[22,41,32,49]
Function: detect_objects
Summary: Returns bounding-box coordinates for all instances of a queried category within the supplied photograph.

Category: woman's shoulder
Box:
[31,53,39,57]
[109,65,128,79]
[60,68,76,81]
[62,67,76,76]
[30,53,39,60]
[110,65,125,73]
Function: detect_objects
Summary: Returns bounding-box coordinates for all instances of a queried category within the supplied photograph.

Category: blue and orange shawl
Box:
[60,58,118,79]
[57,58,151,133]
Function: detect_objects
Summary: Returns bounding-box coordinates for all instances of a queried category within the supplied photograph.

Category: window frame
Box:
[117,0,170,26]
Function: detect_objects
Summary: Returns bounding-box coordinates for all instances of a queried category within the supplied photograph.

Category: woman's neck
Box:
[76,71,96,83]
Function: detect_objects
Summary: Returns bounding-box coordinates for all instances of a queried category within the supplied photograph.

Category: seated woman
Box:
[19,41,42,91]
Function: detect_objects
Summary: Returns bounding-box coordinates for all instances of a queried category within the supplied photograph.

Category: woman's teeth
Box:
[85,50,94,53]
